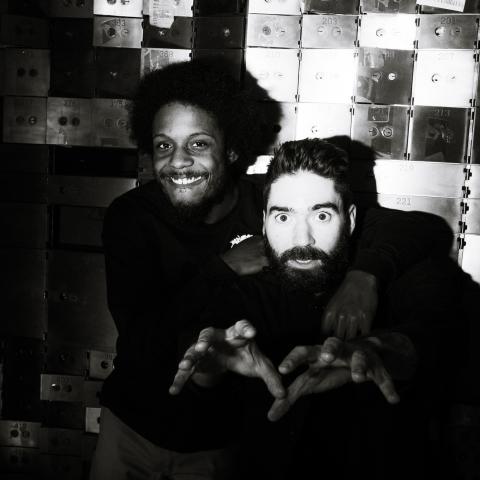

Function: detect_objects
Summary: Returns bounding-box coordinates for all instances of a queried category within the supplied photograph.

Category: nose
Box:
[170,147,194,169]
[292,220,314,247]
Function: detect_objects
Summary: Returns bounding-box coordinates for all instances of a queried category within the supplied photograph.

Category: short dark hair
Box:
[129,59,273,174]
[263,138,353,212]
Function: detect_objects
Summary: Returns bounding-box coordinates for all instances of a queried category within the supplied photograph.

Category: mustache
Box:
[279,246,330,264]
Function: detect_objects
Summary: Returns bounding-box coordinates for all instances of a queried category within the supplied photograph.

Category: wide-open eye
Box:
[274,213,290,223]
[315,211,332,222]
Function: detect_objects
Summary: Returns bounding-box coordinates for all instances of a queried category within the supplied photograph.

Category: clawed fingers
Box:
[367,364,400,404]
[225,320,256,346]
[320,337,344,364]
[169,345,200,395]
[278,346,319,374]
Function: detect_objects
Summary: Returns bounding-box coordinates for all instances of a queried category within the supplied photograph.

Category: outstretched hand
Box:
[321,270,378,339]
[169,320,285,400]
[268,336,400,422]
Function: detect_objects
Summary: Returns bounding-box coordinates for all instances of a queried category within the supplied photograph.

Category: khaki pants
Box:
[89,408,236,480]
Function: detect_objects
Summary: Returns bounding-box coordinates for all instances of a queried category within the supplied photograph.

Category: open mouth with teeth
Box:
[167,175,206,187]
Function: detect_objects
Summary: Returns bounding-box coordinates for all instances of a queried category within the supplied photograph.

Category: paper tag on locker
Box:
[296,103,352,140]
[301,15,357,49]
[298,49,356,103]
[149,0,193,28]
[355,48,414,105]
[46,98,93,146]
[94,0,143,17]
[4,48,50,96]
[89,350,116,379]
[418,0,466,12]
[302,0,358,14]
[461,234,480,283]
[351,104,409,159]
[409,106,469,162]
[194,16,245,49]
[93,16,143,48]
[245,48,299,102]
[39,428,82,455]
[142,16,193,48]
[413,50,475,107]
[85,407,102,434]
[92,99,134,149]
[417,15,479,49]
[48,0,93,17]
[0,14,49,48]
[0,421,40,448]
[358,14,416,50]
[246,14,300,48]
[360,0,417,13]
[248,0,301,15]
[141,48,191,75]
[40,374,84,402]
[3,96,47,144]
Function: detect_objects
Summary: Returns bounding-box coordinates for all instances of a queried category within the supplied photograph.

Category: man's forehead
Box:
[267,171,342,210]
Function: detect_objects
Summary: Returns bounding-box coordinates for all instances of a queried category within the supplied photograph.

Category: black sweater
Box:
[100,176,453,452]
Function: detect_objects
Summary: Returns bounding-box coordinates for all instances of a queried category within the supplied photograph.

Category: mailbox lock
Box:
[10,429,19,438]
[317,26,326,35]
[101,360,110,369]
[431,73,440,83]
[17,67,26,77]
[28,116,37,125]
[262,26,272,36]
[435,26,445,37]
[368,126,379,137]
[376,28,385,37]
[382,126,393,138]
[58,116,68,126]
[71,117,80,127]
[222,28,231,38]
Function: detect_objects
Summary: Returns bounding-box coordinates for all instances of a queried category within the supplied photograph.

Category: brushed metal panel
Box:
[39,428,82,455]
[246,14,300,48]
[465,199,480,234]
[56,206,105,248]
[413,50,475,108]
[142,16,193,48]
[0,14,49,48]
[409,106,469,163]
[48,175,136,207]
[92,99,134,148]
[89,350,116,379]
[301,14,357,48]
[93,16,143,48]
[195,16,245,49]
[355,48,414,104]
[360,0,417,13]
[45,345,88,376]
[245,47,299,102]
[462,234,480,284]
[94,0,143,17]
[51,18,93,49]
[0,421,40,448]
[40,374,84,402]
[303,0,359,14]
[296,102,352,140]
[466,165,480,197]
[358,13,416,50]
[48,0,93,17]
[2,96,47,144]
[3,48,49,96]
[299,49,356,103]
[350,160,466,197]
[351,104,409,159]
[0,173,47,203]
[141,48,191,75]
[0,203,47,249]
[417,14,479,49]
[248,0,301,14]
[47,250,118,350]
[46,97,93,147]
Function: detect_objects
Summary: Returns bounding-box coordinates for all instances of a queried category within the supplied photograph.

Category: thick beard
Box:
[265,227,350,294]
[156,162,230,224]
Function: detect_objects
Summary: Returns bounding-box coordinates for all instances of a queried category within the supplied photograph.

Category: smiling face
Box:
[264,170,356,291]
[152,102,233,219]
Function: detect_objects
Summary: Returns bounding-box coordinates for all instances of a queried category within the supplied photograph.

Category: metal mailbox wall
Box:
[1,0,480,478]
